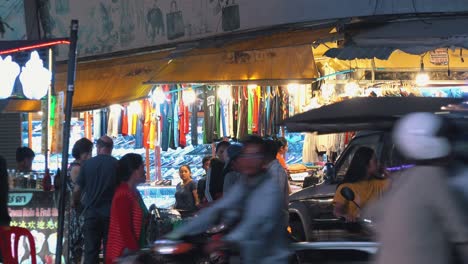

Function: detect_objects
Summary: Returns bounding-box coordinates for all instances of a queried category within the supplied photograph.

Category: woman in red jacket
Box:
[105,153,148,263]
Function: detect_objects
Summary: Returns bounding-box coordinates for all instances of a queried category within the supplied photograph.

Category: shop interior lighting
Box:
[128,101,142,115]
[247,84,257,90]
[0,55,20,99]
[217,85,232,101]
[20,51,52,100]
[415,56,430,86]
[151,86,166,104]
[344,81,360,97]
[182,87,196,105]
[287,83,300,94]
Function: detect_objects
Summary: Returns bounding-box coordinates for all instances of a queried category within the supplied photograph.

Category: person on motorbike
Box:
[167,135,291,263]
[373,112,468,264]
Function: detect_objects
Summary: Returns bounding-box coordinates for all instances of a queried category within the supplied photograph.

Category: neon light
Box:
[0,40,70,55]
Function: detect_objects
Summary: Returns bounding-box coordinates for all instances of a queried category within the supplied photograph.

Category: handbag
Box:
[222,0,240,31]
[166,0,185,40]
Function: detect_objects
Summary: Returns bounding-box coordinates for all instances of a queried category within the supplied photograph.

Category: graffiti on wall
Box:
[0,0,26,40]
[47,0,244,59]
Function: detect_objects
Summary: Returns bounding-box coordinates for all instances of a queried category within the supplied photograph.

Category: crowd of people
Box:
[2,110,467,264]
[64,134,292,263]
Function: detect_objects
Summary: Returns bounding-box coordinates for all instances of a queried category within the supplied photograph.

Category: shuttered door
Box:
[0,113,22,169]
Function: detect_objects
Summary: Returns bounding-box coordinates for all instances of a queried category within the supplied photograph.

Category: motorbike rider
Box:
[373,112,468,264]
[167,135,291,264]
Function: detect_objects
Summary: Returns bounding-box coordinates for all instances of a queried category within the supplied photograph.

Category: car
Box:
[284,97,466,243]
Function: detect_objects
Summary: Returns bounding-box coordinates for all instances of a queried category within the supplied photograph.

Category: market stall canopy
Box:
[147,27,334,84]
[0,99,41,113]
[283,97,464,134]
[324,16,468,60]
[55,50,170,111]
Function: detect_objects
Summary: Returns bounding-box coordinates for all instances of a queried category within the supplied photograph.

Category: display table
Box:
[8,189,64,264]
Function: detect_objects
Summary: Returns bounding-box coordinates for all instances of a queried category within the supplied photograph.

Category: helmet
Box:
[392,112,452,160]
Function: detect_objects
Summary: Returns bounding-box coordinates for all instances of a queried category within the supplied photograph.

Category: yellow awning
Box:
[150,45,319,84]
[0,99,41,113]
[55,27,333,110]
[55,51,170,111]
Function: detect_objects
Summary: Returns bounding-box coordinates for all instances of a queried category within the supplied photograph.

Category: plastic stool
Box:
[0,226,37,264]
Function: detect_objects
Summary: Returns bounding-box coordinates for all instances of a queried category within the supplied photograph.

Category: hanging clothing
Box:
[173,91,180,149]
[237,86,248,139]
[168,86,176,150]
[252,87,260,134]
[143,100,152,149]
[121,106,129,136]
[101,109,108,137]
[93,109,102,140]
[160,85,171,151]
[135,108,144,148]
[302,133,319,163]
[190,104,198,146]
[107,106,122,138]
[179,91,188,148]
[257,86,265,136]
[247,86,254,134]
[84,111,93,140]
[232,86,239,139]
[203,86,218,143]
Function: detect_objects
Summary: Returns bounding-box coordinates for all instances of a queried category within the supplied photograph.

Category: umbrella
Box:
[283,97,464,134]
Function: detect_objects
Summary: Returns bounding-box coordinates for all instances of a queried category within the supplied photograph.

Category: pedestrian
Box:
[265,139,290,221]
[73,135,118,264]
[222,143,243,193]
[168,135,291,264]
[276,137,289,170]
[68,138,93,264]
[16,147,35,173]
[197,156,211,206]
[174,165,199,218]
[204,141,230,202]
[105,153,148,264]
[374,112,468,264]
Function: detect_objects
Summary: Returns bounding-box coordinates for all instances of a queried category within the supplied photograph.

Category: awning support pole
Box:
[55,20,78,264]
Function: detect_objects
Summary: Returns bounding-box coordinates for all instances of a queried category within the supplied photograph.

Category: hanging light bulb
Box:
[247,84,257,90]
[128,101,142,115]
[20,51,51,100]
[0,55,20,99]
[415,56,430,86]
[151,86,166,104]
[182,88,196,105]
[217,85,231,101]
[287,83,300,94]
[344,81,360,97]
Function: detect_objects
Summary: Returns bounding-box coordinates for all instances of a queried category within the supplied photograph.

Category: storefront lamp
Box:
[151,86,166,104]
[287,83,300,94]
[182,88,196,105]
[217,85,231,101]
[415,56,430,86]
[0,55,21,99]
[344,81,360,97]
[20,51,51,100]
[247,84,257,90]
[415,72,430,86]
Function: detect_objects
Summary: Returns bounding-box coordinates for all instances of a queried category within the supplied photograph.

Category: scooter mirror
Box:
[340,187,355,202]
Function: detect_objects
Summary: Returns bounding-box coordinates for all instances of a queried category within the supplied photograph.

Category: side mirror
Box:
[324,162,335,184]
[340,187,355,201]
[340,187,360,209]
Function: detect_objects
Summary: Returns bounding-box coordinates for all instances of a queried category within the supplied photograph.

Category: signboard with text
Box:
[8,190,66,264]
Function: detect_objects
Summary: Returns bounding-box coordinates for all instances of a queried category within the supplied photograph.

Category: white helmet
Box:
[392,112,452,160]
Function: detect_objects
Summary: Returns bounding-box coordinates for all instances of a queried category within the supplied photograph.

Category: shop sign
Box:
[429,49,449,65]
[8,191,66,263]
[8,192,34,206]
[223,50,275,64]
